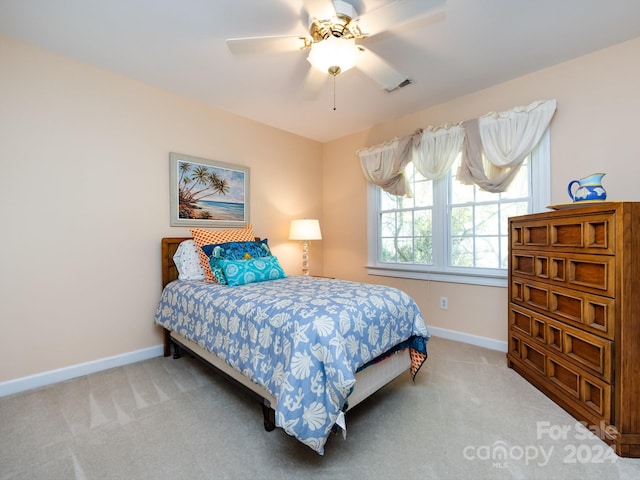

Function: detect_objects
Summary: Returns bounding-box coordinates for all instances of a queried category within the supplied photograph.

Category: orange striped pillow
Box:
[191,225,255,282]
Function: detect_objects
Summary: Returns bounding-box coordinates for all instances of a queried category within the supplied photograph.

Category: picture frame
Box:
[169,152,250,228]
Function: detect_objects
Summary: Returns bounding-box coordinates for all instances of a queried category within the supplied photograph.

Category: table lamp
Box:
[289,219,322,276]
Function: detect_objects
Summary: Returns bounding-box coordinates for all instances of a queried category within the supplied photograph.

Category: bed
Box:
[155,236,429,454]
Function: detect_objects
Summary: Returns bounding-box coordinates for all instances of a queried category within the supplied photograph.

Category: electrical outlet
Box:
[439,297,448,310]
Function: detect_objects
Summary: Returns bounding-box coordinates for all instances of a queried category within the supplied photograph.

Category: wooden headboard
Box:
[162,237,192,288]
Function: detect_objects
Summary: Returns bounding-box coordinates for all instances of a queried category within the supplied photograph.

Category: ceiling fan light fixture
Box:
[307,36,360,75]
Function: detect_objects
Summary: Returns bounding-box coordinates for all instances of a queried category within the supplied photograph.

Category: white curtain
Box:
[413,123,465,180]
[358,133,418,197]
[458,99,557,192]
[359,99,557,195]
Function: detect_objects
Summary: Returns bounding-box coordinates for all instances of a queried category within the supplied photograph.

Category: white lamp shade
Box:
[289,219,322,241]
[307,36,360,74]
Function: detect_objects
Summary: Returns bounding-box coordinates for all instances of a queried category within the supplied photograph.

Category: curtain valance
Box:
[413,123,465,181]
[458,99,557,192]
[358,99,557,195]
[358,132,420,197]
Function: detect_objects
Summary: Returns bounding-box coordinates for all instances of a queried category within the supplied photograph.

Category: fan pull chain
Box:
[327,66,341,111]
[333,74,337,111]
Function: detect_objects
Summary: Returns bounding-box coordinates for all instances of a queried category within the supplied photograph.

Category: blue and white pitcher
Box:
[567,173,607,202]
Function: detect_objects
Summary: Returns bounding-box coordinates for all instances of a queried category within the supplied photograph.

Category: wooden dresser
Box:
[507,201,640,457]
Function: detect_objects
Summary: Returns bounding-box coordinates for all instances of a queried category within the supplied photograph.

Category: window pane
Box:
[414,180,433,206]
[451,237,474,267]
[475,237,500,268]
[500,236,509,269]
[451,178,474,204]
[475,185,496,202]
[380,212,396,236]
[476,204,499,235]
[500,202,528,232]
[415,236,432,264]
[414,209,432,237]
[398,211,413,236]
[451,206,473,236]
[399,194,414,209]
[380,191,399,210]
[414,209,432,264]
[381,238,397,262]
[396,238,414,263]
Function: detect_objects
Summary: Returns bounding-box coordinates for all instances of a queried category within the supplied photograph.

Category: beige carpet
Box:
[2,336,640,479]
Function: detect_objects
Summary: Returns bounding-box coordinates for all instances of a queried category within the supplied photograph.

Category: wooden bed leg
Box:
[261,401,276,432]
[164,328,182,359]
[172,342,182,359]
[163,328,172,357]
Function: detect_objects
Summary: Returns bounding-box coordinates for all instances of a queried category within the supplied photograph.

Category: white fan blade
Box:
[303,0,336,21]
[226,35,307,55]
[356,0,446,37]
[356,48,411,92]
[299,66,329,100]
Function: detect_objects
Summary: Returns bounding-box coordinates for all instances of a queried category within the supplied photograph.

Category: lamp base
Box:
[301,241,310,276]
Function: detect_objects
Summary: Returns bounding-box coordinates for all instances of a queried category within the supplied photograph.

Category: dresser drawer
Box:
[509,332,612,419]
[511,278,614,339]
[511,250,615,297]
[509,305,613,381]
[511,212,615,254]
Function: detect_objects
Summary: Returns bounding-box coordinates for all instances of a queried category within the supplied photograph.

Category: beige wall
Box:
[0,36,323,383]
[322,36,640,344]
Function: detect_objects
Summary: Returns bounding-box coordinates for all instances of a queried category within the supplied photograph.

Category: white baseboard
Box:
[429,326,507,352]
[0,344,164,398]
[1,328,506,398]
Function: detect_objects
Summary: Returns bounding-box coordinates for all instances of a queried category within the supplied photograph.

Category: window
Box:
[367,130,550,287]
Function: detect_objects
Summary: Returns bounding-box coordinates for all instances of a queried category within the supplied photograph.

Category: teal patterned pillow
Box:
[219,256,287,287]
[206,239,272,285]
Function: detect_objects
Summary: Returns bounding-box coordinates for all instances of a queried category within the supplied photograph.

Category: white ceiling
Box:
[1,0,640,143]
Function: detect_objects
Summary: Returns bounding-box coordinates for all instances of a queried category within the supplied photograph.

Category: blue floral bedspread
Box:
[154,276,429,454]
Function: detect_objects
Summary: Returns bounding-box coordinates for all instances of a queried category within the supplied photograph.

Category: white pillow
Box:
[173,240,205,280]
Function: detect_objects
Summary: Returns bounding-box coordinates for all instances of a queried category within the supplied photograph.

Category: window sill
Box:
[365,265,508,288]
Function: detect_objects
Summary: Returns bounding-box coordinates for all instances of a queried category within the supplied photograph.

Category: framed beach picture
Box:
[169,152,250,227]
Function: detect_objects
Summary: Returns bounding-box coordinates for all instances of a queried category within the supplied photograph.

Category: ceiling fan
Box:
[226,0,446,98]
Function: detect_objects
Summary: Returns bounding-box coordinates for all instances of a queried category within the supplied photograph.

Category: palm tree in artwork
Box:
[177,161,232,218]
[210,175,230,196]
[185,166,207,193]
[178,161,191,184]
